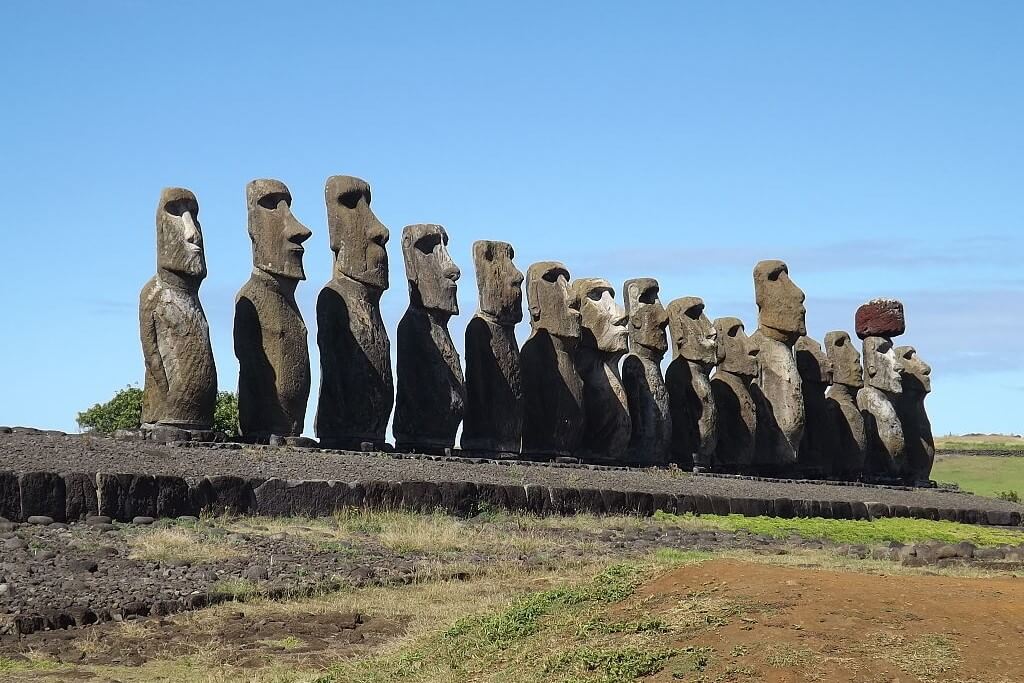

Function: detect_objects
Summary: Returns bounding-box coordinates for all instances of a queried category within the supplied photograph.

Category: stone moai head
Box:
[795,336,834,385]
[623,278,669,357]
[156,187,206,280]
[572,278,628,354]
[325,175,389,290]
[473,240,524,325]
[667,297,717,366]
[247,179,312,281]
[896,345,932,394]
[526,261,581,339]
[824,331,863,388]
[753,259,807,341]
[863,336,903,394]
[402,224,460,315]
[713,317,759,378]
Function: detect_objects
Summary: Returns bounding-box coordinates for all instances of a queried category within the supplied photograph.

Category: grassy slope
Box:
[931,456,1024,498]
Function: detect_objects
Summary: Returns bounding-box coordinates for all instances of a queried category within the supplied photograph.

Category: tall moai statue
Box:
[234,179,312,443]
[462,240,525,456]
[710,317,760,472]
[621,278,671,466]
[139,187,217,439]
[855,299,907,478]
[824,331,867,480]
[750,260,806,473]
[393,224,465,454]
[665,297,718,470]
[520,262,584,459]
[572,278,631,463]
[895,345,934,484]
[314,176,393,451]
[795,336,835,477]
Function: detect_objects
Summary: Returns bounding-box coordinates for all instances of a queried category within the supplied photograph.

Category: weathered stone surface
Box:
[825,331,867,480]
[859,336,906,478]
[572,278,630,464]
[155,475,193,518]
[665,297,718,470]
[315,176,393,450]
[710,317,759,471]
[0,472,18,521]
[19,472,65,522]
[895,345,935,484]
[621,278,671,466]
[750,260,806,471]
[795,336,835,477]
[521,262,584,459]
[394,224,465,454]
[254,478,344,517]
[140,187,217,434]
[97,473,157,521]
[63,472,98,521]
[191,475,258,515]
[855,298,905,340]
[235,179,312,442]
[462,240,524,455]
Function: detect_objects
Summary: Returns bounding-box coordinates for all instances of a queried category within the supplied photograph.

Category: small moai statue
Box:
[621,278,671,466]
[572,278,631,464]
[234,179,312,443]
[824,331,867,480]
[750,260,806,474]
[795,336,836,478]
[895,345,934,484]
[393,224,465,454]
[139,187,217,439]
[461,240,525,456]
[856,299,907,479]
[315,176,393,451]
[520,261,584,459]
[710,317,760,472]
[665,297,718,471]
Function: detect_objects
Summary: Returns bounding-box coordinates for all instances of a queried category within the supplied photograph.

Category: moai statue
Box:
[710,317,759,471]
[750,260,806,474]
[393,224,465,454]
[665,297,718,470]
[895,345,934,484]
[572,278,631,464]
[234,179,312,443]
[621,278,671,466]
[462,240,525,456]
[824,331,867,480]
[139,187,217,439]
[856,299,907,479]
[795,336,835,478]
[520,261,584,459]
[314,176,393,451]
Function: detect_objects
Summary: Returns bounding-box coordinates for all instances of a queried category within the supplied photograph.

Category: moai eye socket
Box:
[728,324,742,338]
[542,268,568,284]
[258,192,291,210]
[638,287,658,304]
[414,233,442,255]
[164,199,196,217]
[338,189,362,209]
[685,304,704,320]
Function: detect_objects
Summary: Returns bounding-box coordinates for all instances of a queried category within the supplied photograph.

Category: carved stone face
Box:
[402,224,460,315]
[623,278,668,356]
[247,179,312,280]
[753,260,806,339]
[325,175,389,290]
[526,261,581,339]
[795,336,834,385]
[713,317,759,378]
[157,187,206,280]
[573,278,628,354]
[863,336,902,394]
[896,345,931,394]
[824,331,863,388]
[472,240,523,325]
[667,297,717,365]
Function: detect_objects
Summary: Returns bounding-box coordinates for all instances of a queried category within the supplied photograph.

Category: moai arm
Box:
[139,282,169,397]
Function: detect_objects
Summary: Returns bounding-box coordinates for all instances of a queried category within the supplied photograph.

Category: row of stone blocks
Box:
[1,470,1019,526]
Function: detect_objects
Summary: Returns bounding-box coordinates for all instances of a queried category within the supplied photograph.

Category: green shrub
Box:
[213,391,239,437]
[77,386,239,436]
[996,490,1020,503]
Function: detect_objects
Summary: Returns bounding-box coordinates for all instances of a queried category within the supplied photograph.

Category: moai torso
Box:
[895,345,935,484]
[573,278,630,464]
[393,224,465,453]
[315,176,393,450]
[140,188,216,432]
[521,261,584,459]
[824,331,866,479]
[710,317,759,471]
[234,179,312,441]
[795,336,835,478]
[621,278,671,466]
[666,297,718,470]
[857,333,906,478]
[462,241,524,456]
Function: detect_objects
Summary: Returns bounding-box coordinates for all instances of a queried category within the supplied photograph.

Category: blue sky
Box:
[1,1,1021,436]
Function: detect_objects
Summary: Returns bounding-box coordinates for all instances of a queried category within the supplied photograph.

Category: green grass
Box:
[931,455,1024,498]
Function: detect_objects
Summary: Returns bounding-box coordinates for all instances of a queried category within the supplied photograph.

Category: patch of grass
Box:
[0,654,62,674]
[128,527,243,565]
[208,578,263,601]
[544,645,683,682]
[763,644,816,668]
[872,631,960,682]
[576,617,669,637]
[932,455,1024,497]
[264,635,305,650]
[934,434,1024,452]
